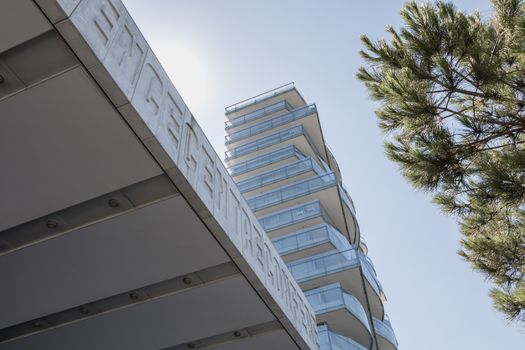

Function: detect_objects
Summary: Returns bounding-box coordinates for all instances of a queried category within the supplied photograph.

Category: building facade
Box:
[225,84,399,350]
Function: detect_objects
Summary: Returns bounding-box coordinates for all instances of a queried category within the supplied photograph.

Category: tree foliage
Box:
[357,0,525,323]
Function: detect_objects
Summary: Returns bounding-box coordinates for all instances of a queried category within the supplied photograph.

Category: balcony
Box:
[318,325,367,350]
[225,82,306,119]
[325,144,342,183]
[226,104,317,144]
[287,249,385,320]
[361,254,378,277]
[238,158,325,196]
[338,185,358,244]
[373,316,398,350]
[258,200,335,238]
[306,284,372,348]
[272,224,350,262]
[225,125,302,161]
[246,172,349,236]
[227,145,303,180]
[359,237,368,255]
[225,124,323,166]
[338,185,356,218]
[225,100,292,131]
[247,173,336,212]
[360,254,387,318]
[247,172,337,212]
[225,106,327,163]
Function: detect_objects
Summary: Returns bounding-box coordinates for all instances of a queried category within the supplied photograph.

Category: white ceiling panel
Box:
[0,196,230,328]
[0,67,163,231]
[0,276,275,350]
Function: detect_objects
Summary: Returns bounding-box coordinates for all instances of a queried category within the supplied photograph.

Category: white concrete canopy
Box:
[0,1,319,349]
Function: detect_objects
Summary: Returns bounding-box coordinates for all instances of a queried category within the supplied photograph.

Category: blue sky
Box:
[122,1,524,349]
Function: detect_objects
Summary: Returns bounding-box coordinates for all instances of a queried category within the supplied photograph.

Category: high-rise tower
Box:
[224,83,399,350]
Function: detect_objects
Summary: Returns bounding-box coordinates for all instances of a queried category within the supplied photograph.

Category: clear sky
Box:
[122,1,524,349]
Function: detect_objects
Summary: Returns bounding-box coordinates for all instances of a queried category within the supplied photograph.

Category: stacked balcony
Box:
[306,283,372,348]
[225,83,398,350]
[319,325,367,350]
[373,316,399,350]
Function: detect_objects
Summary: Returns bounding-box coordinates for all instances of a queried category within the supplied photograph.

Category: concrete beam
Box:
[0,262,240,343]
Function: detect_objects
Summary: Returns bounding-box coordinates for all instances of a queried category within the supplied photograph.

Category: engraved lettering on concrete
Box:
[144,66,163,117]
[199,146,215,199]
[262,242,272,286]
[164,93,182,149]
[183,123,198,184]
[69,0,126,63]
[241,210,252,257]
[50,1,320,347]
[102,18,147,100]
[215,170,227,214]
[225,189,240,245]
[254,225,265,271]
[273,256,281,293]
[132,63,164,132]
[281,267,290,304]
[93,2,119,45]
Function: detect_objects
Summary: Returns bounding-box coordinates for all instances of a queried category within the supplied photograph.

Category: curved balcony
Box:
[225,82,305,118]
[306,284,372,348]
[357,236,368,256]
[338,184,358,244]
[225,125,323,167]
[373,316,398,350]
[338,184,356,219]
[246,172,350,239]
[360,254,387,315]
[225,104,317,146]
[318,325,367,350]
[287,248,385,320]
[225,99,291,130]
[360,254,377,277]
[227,145,303,179]
[247,172,335,211]
[272,223,349,262]
[258,200,334,238]
[226,125,305,161]
[237,157,324,196]
[325,144,342,183]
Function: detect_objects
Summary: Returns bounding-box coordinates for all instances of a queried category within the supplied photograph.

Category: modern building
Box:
[224,84,399,350]
[0,1,319,349]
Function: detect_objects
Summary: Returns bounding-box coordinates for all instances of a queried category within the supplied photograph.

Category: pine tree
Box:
[357,0,525,323]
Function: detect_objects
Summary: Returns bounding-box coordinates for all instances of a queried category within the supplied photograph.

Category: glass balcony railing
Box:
[225,82,295,114]
[359,254,384,298]
[287,248,360,282]
[258,200,331,233]
[287,248,383,298]
[237,157,325,193]
[225,100,292,130]
[225,104,317,144]
[361,254,377,277]
[318,325,367,350]
[359,237,368,254]
[373,316,398,348]
[318,156,333,173]
[247,172,337,212]
[306,283,370,332]
[227,145,303,177]
[225,125,306,160]
[339,185,357,218]
[272,223,350,256]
